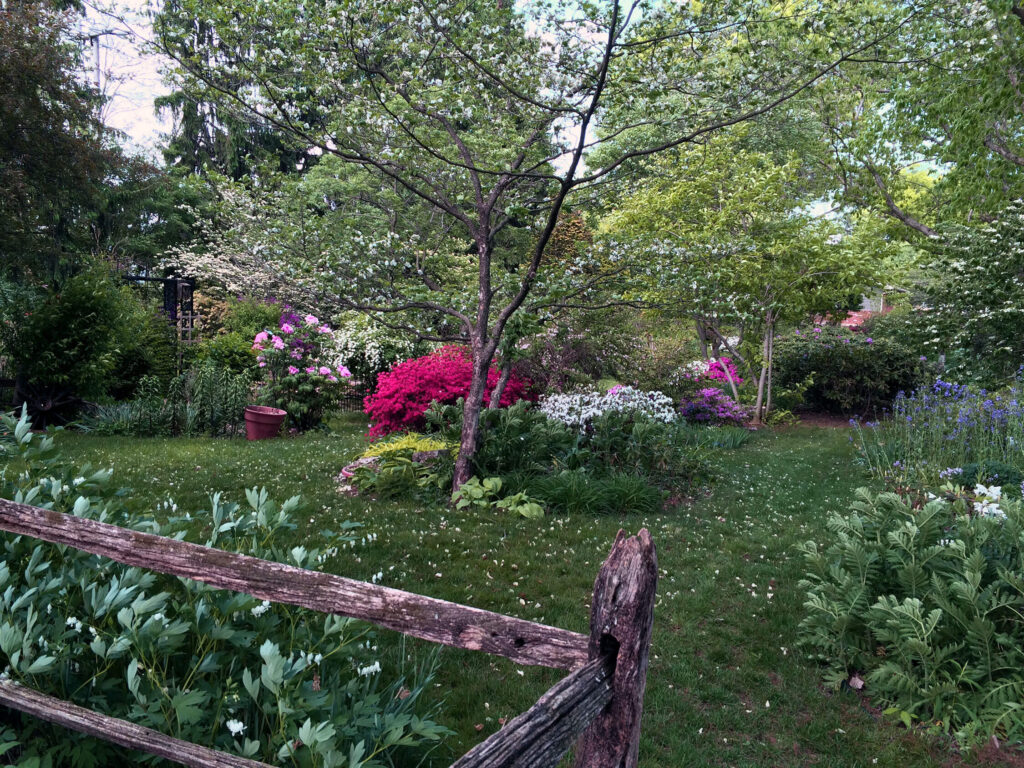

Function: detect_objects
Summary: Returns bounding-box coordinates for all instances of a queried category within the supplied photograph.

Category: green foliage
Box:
[259,373,347,433]
[924,203,1024,386]
[0,4,108,281]
[799,487,1024,745]
[195,331,259,375]
[80,361,252,438]
[452,476,504,511]
[773,326,930,414]
[107,304,179,400]
[449,475,546,520]
[504,470,663,517]
[4,270,142,403]
[0,407,449,766]
[425,400,711,490]
[222,298,284,338]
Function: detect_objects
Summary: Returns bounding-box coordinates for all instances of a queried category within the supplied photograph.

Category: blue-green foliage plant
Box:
[799,487,1024,746]
[0,407,449,766]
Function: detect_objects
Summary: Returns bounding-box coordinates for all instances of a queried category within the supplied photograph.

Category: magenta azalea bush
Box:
[364,346,533,437]
[253,310,352,430]
[679,387,751,425]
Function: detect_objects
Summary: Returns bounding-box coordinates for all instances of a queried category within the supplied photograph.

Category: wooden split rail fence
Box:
[0,498,657,768]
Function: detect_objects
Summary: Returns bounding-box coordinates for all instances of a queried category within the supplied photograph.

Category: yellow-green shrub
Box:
[360,432,456,459]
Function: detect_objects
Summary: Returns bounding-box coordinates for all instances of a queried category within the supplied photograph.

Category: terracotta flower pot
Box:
[244,406,287,441]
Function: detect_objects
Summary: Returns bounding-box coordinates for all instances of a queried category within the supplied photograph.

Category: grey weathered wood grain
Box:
[574,528,658,768]
[0,498,588,670]
[0,679,272,768]
[448,653,614,768]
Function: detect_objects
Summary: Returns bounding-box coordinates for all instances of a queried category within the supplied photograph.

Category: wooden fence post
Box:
[573,528,657,768]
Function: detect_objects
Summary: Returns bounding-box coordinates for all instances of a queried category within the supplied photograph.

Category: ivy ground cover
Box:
[34,422,973,767]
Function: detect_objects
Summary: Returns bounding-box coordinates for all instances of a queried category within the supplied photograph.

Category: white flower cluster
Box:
[357,661,381,677]
[539,386,677,430]
[331,314,417,375]
[974,484,1006,519]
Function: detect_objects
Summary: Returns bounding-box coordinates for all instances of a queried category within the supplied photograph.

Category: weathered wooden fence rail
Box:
[0,497,657,768]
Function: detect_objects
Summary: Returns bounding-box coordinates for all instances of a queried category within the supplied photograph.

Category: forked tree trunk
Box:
[488,360,512,408]
[453,346,494,490]
[752,312,774,425]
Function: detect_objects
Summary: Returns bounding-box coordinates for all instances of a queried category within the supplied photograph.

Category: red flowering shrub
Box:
[364,346,533,437]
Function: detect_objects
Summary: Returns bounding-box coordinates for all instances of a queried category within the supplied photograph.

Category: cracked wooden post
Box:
[573,528,657,768]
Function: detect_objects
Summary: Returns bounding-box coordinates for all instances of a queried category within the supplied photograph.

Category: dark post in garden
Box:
[574,528,658,768]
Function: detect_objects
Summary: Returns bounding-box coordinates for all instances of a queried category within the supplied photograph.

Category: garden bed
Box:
[25,420,968,767]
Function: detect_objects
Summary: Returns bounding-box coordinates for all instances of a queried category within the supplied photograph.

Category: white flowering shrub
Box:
[799,486,1024,746]
[0,408,448,766]
[330,312,423,392]
[538,385,677,430]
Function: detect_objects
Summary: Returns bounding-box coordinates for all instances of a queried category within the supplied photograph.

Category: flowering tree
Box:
[607,133,878,422]
[157,0,933,486]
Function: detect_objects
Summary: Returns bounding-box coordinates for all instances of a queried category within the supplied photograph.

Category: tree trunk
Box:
[764,323,775,418]
[488,360,512,408]
[719,357,740,402]
[452,345,493,491]
[752,313,773,425]
[696,321,710,360]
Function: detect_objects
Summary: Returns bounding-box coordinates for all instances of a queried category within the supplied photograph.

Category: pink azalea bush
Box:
[679,387,751,426]
[364,346,533,437]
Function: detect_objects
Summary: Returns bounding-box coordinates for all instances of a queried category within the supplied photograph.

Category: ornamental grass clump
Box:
[0,407,449,766]
[799,486,1024,747]
[853,377,1024,488]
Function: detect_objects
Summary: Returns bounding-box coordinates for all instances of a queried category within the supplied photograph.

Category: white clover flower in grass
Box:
[225,719,246,736]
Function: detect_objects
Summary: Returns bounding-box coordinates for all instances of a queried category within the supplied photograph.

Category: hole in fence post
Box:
[573,529,657,768]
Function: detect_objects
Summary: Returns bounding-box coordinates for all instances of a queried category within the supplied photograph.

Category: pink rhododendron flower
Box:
[272,336,286,350]
[280,322,295,334]
[327,375,338,382]
[318,366,331,375]
[304,314,318,326]
[258,361,267,368]
[288,366,300,375]
[254,331,269,343]
[290,350,302,359]
[337,365,352,377]
[305,366,316,374]
[319,325,331,334]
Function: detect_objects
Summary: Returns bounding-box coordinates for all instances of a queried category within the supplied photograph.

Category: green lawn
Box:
[39,421,956,767]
